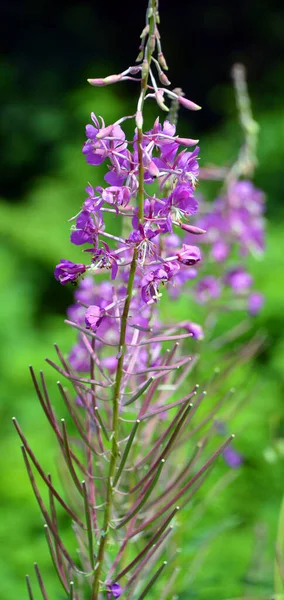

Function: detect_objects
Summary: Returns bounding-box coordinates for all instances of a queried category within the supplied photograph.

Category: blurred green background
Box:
[1,0,284,598]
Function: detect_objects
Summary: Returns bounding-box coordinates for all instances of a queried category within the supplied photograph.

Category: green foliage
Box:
[1,86,284,599]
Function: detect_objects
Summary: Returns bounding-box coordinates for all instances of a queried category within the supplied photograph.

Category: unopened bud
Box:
[158,72,171,86]
[147,160,160,177]
[180,223,206,235]
[148,34,156,53]
[178,96,201,111]
[104,74,123,85]
[136,110,143,129]
[136,49,144,63]
[155,91,169,112]
[96,125,113,139]
[141,59,149,80]
[88,73,122,87]
[158,52,168,70]
[87,78,105,87]
[129,66,141,75]
[140,24,149,38]
[176,137,199,147]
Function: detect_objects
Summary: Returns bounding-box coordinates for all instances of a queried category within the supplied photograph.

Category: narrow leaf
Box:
[26,575,35,600]
[82,480,95,569]
[114,420,141,486]
[34,563,49,600]
[116,459,166,529]
[136,561,167,600]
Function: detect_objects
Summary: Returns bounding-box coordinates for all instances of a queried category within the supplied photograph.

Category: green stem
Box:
[91,250,138,599]
[92,5,158,595]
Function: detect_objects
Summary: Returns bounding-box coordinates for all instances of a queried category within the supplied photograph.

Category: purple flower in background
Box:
[225,268,253,294]
[85,305,104,331]
[223,446,243,469]
[183,321,204,340]
[107,582,122,599]
[195,276,221,303]
[54,259,87,285]
[248,292,264,315]
[211,240,229,262]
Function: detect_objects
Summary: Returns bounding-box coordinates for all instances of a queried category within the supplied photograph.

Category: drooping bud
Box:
[158,71,171,86]
[180,223,206,235]
[178,96,202,111]
[140,24,149,38]
[158,51,168,70]
[88,73,123,87]
[155,91,169,112]
[136,48,144,63]
[176,137,199,147]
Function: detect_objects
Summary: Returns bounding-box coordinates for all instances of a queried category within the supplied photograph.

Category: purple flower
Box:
[223,446,243,469]
[195,276,221,303]
[54,260,87,285]
[141,268,169,303]
[90,242,119,280]
[211,240,229,262]
[83,113,127,167]
[225,268,253,294]
[102,186,131,207]
[71,211,103,246]
[176,244,201,266]
[170,184,199,215]
[248,292,264,315]
[107,583,122,599]
[85,305,104,331]
[183,321,204,340]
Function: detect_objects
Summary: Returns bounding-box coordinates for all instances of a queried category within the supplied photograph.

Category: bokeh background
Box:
[1,0,284,598]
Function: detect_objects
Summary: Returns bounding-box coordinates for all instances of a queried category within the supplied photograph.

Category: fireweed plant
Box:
[188,64,264,325]
[14,2,266,600]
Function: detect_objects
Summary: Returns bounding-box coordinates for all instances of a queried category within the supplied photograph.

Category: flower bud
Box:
[96,125,114,139]
[136,49,144,63]
[158,72,171,86]
[87,78,105,87]
[135,110,143,129]
[141,59,149,80]
[140,24,149,38]
[88,74,122,87]
[180,223,206,235]
[155,91,169,112]
[147,160,160,177]
[176,137,199,147]
[178,96,202,111]
[148,34,156,53]
[158,51,168,70]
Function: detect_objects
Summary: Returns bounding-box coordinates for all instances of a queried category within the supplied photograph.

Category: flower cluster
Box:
[186,180,265,315]
[55,115,202,306]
